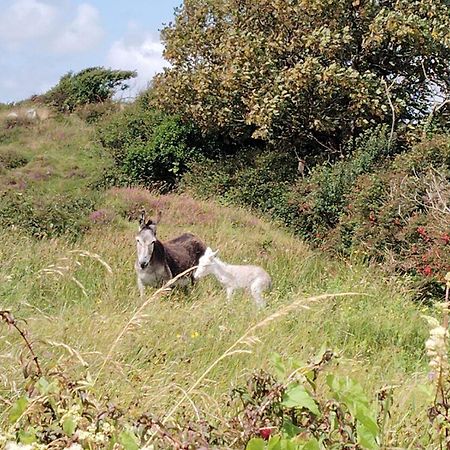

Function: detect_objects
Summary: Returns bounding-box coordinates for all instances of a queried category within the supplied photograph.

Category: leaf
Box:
[282,383,320,416]
[246,437,266,450]
[19,428,37,445]
[282,418,300,438]
[268,436,281,450]
[301,438,321,450]
[119,429,140,450]
[35,377,58,395]
[357,422,379,449]
[355,405,378,437]
[271,352,286,379]
[63,415,77,436]
[9,396,28,424]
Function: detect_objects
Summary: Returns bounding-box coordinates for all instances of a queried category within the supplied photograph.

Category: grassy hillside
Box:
[0,111,445,448]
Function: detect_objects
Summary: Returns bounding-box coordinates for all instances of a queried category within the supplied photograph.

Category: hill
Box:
[0,109,445,448]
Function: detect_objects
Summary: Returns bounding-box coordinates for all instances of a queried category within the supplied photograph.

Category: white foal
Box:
[194,247,271,308]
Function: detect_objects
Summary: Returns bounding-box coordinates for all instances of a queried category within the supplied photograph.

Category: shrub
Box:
[0,191,97,239]
[75,101,120,124]
[44,67,136,113]
[98,104,215,189]
[183,148,298,220]
[329,135,450,298]
[287,125,397,240]
[0,149,29,170]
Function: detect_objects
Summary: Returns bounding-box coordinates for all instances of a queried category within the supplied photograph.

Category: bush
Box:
[98,104,215,190]
[328,135,450,298]
[286,126,397,240]
[44,67,136,113]
[183,148,298,219]
[0,191,97,239]
[0,149,29,170]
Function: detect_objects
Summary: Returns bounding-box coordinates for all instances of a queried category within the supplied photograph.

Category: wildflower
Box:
[67,444,83,450]
[423,265,432,277]
[191,331,199,339]
[259,427,275,440]
[4,444,32,450]
[423,315,448,380]
[417,226,427,237]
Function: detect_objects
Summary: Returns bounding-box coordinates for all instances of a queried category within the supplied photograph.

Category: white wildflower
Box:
[4,443,32,450]
[76,430,91,441]
[67,444,83,450]
[423,316,449,380]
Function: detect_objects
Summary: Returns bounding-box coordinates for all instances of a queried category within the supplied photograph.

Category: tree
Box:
[153,0,450,152]
[45,67,137,112]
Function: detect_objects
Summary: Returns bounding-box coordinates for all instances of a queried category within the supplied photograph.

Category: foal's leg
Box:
[251,279,267,309]
[226,286,234,302]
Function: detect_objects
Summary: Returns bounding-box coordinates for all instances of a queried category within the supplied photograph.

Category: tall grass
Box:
[0,194,434,445]
[0,110,439,446]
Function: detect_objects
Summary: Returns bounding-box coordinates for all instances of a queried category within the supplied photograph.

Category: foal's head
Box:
[136,210,162,269]
[194,247,218,279]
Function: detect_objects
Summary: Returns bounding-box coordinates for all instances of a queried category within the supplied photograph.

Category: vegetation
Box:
[154,0,450,151]
[0,0,449,447]
[97,101,221,189]
[43,67,136,113]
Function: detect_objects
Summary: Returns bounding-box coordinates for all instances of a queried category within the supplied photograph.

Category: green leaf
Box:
[119,429,140,450]
[19,428,37,445]
[246,437,266,450]
[268,436,281,450]
[9,396,28,424]
[357,422,379,449]
[36,377,58,395]
[63,415,77,436]
[282,418,300,438]
[271,352,286,379]
[355,405,378,437]
[301,438,321,450]
[282,383,320,415]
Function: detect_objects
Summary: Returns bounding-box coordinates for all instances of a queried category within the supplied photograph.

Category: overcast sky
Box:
[0,0,181,103]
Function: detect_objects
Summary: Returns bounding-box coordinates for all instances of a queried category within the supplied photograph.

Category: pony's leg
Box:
[226,287,234,302]
[251,280,267,309]
[137,277,145,299]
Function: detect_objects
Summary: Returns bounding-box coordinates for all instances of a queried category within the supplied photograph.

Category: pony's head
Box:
[194,247,218,279]
[135,210,162,269]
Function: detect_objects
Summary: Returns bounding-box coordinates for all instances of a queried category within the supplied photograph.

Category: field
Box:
[0,112,445,448]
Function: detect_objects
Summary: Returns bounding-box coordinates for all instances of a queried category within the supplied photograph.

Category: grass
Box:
[0,107,443,447]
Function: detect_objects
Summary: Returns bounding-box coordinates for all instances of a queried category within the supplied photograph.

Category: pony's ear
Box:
[139,210,146,230]
[212,248,219,257]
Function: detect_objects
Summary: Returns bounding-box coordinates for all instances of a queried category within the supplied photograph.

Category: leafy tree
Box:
[153,0,450,152]
[45,67,137,112]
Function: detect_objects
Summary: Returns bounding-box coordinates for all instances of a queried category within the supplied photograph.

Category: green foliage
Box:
[154,0,450,149]
[98,104,215,189]
[0,149,29,170]
[0,191,96,239]
[44,67,136,112]
[289,125,396,238]
[239,354,380,449]
[183,149,299,219]
[329,134,450,298]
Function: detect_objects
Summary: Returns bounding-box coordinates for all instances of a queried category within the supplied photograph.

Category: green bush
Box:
[0,149,29,170]
[44,67,136,113]
[0,191,96,239]
[98,103,216,189]
[328,136,450,298]
[183,148,298,219]
[288,126,397,240]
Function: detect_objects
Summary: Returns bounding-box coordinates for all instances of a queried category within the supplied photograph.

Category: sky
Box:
[0,0,182,103]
